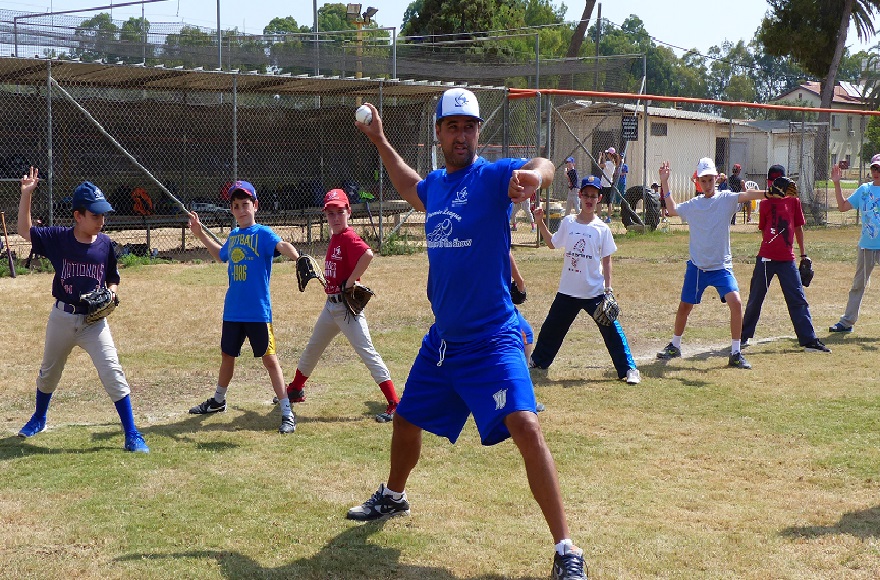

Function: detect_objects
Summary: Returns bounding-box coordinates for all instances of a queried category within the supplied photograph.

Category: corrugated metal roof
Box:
[557,99,749,125]
[0,56,505,97]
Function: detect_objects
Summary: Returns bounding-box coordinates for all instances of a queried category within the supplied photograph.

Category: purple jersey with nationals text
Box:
[417,156,527,341]
[30,226,120,305]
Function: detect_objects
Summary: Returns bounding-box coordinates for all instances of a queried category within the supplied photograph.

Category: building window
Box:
[847,116,853,132]
[846,154,851,167]
[650,122,667,136]
[831,115,839,130]
[832,153,838,166]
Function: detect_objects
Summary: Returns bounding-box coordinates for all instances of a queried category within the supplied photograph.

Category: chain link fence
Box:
[0,56,533,263]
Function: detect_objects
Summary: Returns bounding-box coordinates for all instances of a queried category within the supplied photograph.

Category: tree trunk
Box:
[559,0,596,89]
[816,0,854,180]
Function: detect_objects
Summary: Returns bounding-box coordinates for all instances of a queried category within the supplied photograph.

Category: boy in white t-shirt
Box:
[531,175,640,384]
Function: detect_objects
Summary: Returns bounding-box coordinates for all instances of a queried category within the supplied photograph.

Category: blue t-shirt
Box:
[218,223,281,322]
[417,156,527,341]
[31,226,120,305]
[619,163,628,187]
[848,183,880,249]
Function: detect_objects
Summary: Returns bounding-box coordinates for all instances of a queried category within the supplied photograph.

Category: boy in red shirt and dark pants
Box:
[741,165,830,353]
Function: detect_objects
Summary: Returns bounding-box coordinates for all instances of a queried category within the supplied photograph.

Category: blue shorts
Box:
[680,261,739,304]
[221,321,277,357]
[396,320,537,446]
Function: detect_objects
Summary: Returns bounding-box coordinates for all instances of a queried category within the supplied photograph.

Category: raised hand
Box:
[20,166,39,196]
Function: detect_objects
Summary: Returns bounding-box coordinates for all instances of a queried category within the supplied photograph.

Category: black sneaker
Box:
[829,322,853,333]
[804,339,831,353]
[346,483,410,521]
[728,352,752,369]
[551,545,588,579]
[189,397,226,414]
[286,383,306,402]
[375,401,397,423]
[656,342,681,360]
[279,414,296,434]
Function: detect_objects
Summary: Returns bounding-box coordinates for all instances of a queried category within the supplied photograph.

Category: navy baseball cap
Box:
[435,88,484,122]
[229,180,257,201]
[565,156,575,163]
[580,175,601,190]
[767,165,785,181]
[72,181,113,214]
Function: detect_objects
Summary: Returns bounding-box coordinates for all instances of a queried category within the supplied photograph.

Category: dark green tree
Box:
[120,17,152,63]
[73,13,119,62]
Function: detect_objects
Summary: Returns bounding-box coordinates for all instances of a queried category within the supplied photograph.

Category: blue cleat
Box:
[124,431,150,453]
[18,415,47,438]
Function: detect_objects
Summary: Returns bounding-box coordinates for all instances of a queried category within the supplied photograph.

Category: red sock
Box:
[378,380,399,404]
[289,369,308,391]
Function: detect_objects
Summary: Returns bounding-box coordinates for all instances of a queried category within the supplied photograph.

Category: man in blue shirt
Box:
[350,89,588,580]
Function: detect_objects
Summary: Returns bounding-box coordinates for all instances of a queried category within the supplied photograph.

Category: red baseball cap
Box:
[323,189,349,210]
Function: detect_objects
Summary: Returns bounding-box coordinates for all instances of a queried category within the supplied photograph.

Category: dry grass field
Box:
[1,225,879,579]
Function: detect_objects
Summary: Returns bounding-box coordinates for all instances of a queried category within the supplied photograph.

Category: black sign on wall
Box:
[622,115,638,141]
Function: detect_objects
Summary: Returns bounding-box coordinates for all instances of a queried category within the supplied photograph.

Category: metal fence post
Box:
[46,59,54,225]
[233,73,238,181]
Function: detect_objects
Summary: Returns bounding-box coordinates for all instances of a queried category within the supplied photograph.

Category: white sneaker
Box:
[624,368,641,385]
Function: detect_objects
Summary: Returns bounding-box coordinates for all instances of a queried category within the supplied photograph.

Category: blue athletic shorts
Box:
[680,261,739,305]
[221,321,277,357]
[396,320,537,446]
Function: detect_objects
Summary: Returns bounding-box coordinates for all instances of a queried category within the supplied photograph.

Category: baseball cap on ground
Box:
[767,164,786,181]
[435,88,484,122]
[323,188,349,210]
[565,156,575,163]
[580,175,602,190]
[73,181,113,214]
[871,154,880,168]
[696,157,718,177]
[229,180,257,201]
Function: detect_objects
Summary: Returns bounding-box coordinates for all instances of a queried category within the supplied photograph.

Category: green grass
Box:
[1,227,880,579]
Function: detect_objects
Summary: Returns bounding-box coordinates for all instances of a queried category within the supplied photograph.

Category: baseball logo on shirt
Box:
[452,188,469,206]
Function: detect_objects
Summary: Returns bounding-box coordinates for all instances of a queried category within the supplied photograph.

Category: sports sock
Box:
[731,339,741,354]
[290,369,308,391]
[214,385,228,403]
[671,335,682,349]
[378,380,399,404]
[555,539,574,556]
[383,486,405,499]
[114,395,138,435]
[278,397,292,416]
[34,389,53,418]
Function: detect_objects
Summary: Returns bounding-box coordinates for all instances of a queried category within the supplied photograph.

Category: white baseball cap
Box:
[871,153,880,168]
[696,157,718,177]
[436,88,484,122]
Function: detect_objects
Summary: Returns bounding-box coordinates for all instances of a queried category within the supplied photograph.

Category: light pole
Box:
[346,4,377,80]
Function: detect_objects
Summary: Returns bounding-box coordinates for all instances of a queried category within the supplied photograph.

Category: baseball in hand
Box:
[355,105,372,125]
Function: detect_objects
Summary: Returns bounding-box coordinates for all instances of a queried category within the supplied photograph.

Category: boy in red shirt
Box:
[286,189,400,422]
[740,165,829,353]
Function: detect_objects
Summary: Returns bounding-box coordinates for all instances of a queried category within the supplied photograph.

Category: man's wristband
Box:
[663,191,671,198]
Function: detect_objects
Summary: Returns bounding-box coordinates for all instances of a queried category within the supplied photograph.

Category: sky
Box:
[5,0,878,57]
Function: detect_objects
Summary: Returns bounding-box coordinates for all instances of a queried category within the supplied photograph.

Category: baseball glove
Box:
[592,291,620,326]
[799,256,814,287]
[767,176,797,199]
[341,281,375,316]
[296,254,326,292]
[79,287,119,324]
[510,280,527,305]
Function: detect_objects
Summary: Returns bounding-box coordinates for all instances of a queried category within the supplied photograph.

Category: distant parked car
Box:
[190,202,230,214]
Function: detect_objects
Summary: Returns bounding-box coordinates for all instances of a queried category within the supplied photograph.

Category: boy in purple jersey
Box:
[187,181,301,434]
[351,89,588,580]
[16,167,149,453]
